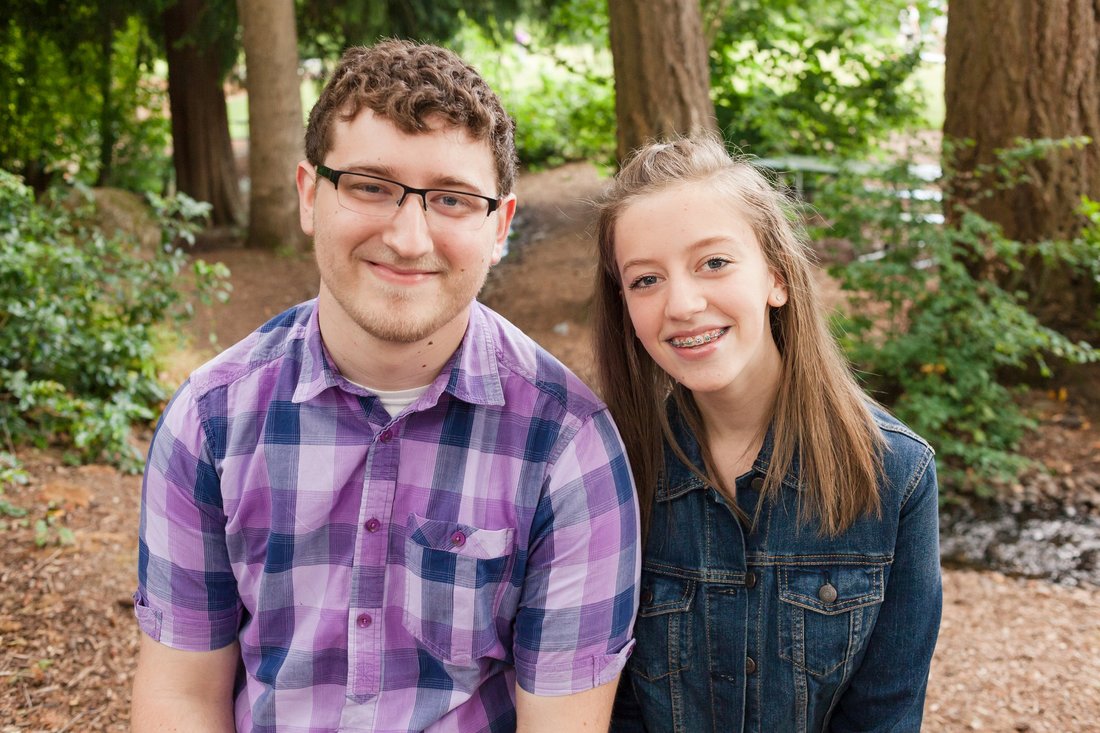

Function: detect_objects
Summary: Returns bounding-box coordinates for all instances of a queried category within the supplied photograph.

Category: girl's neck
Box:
[693,344,783,481]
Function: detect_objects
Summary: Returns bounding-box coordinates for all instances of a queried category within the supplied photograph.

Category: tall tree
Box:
[163,0,242,226]
[237,0,307,250]
[944,0,1100,334]
[607,0,717,162]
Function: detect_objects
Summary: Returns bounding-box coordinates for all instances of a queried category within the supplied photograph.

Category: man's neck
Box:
[317,299,472,391]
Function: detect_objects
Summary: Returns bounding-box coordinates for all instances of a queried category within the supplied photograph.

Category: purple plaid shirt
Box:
[135,299,640,732]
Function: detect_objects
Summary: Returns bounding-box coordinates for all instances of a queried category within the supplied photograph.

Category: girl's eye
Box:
[703,257,730,272]
[628,274,660,290]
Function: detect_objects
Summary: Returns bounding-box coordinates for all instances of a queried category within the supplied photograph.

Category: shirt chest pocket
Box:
[777,563,886,677]
[400,514,515,666]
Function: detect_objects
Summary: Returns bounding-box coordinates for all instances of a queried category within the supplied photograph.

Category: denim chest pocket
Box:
[400,514,515,666]
[777,563,885,677]
[626,571,697,682]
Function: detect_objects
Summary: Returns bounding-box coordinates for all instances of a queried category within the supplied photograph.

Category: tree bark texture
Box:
[608,0,718,163]
[237,0,308,250]
[163,0,242,226]
[944,0,1100,333]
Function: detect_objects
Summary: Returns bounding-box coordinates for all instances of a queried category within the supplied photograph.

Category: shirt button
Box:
[744,571,757,589]
[356,613,372,628]
[746,656,757,675]
[750,476,765,491]
[818,583,838,603]
[450,530,466,547]
[379,429,393,443]
[365,518,381,532]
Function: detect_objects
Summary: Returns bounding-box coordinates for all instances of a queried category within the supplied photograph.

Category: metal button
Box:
[744,571,757,589]
[750,477,765,491]
[640,588,654,605]
[356,613,372,628]
[818,582,838,603]
[365,518,381,532]
[746,656,757,674]
[450,530,466,548]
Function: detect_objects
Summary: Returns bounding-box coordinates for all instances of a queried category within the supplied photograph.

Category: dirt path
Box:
[2,163,1098,731]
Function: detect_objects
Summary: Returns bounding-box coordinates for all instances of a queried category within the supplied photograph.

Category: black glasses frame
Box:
[315,164,500,216]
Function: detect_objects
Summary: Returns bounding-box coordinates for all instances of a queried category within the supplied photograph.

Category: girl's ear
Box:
[768,270,788,307]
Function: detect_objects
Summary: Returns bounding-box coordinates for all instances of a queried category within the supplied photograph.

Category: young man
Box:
[131,40,640,732]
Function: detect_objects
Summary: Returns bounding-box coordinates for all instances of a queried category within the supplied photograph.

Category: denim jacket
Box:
[612,405,942,733]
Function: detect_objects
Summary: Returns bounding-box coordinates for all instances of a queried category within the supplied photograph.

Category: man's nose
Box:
[382,195,433,258]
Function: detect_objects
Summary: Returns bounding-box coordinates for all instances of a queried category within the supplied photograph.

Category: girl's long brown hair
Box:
[593,135,883,537]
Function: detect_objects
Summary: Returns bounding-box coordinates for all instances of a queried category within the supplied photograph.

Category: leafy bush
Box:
[710,0,927,158]
[0,11,171,192]
[0,170,229,471]
[454,18,616,169]
[812,143,1097,498]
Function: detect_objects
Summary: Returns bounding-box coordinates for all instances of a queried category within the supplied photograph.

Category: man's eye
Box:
[434,193,473,209]
[349,181,388,195]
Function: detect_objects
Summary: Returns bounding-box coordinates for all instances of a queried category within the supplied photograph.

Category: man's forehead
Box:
[329,108,497,189]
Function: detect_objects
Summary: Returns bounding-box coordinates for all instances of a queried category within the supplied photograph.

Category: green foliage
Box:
[296,0,525,61]
[0,170,230,471]
[0,3,170,191]
[812,142,1098,498]
[710,0,928,157]
[454,19,616,169]
[99,17,173,192]
[0,451,29,519]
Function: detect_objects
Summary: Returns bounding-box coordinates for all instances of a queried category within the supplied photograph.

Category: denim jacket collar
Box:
[657,401,802,502]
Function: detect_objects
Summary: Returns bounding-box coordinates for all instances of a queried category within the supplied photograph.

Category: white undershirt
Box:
[352,381,432,419]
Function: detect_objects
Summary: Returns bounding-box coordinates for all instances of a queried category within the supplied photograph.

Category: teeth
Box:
[670,328,726,348]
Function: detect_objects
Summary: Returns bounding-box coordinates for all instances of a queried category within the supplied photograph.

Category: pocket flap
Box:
[778,564,884,615]
[405,513,514,560]
[637,572,696,617]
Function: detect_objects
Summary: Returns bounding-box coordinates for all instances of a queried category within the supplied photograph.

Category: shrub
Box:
[812,143,1098,498]
[0,170,229,471]
[454,19,616,170]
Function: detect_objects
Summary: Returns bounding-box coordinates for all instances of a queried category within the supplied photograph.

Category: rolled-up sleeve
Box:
[134,381,240,651]
[513,408,641,695]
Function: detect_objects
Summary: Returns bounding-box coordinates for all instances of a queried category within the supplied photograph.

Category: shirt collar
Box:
[290,300,505,408]
[658,399,799,501]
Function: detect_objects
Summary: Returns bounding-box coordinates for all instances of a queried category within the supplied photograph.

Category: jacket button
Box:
[746,656,757,674]
[640,588,654,605]
[744,571,757,589]
[750,477,765,491]
[818,583,838,603]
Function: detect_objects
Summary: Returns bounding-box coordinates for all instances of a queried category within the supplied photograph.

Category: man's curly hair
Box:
[304,39,518,195]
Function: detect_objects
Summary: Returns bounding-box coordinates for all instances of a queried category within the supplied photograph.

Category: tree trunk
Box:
[944,0,1100,335]
[163,0,242,226]
[608,0,718,163]
[237,0,308,250]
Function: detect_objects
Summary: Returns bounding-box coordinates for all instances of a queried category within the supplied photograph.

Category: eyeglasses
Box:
[316,165,501,232]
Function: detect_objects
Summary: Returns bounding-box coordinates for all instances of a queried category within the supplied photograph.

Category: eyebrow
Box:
[619,236,739,273]
[339,163,491,195]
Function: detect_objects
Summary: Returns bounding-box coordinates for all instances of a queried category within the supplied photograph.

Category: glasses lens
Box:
[335,173,493,232]
[335,174,400,213]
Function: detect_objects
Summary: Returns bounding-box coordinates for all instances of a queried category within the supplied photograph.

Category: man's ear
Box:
[296,161,318,237]
[489,193,518,266]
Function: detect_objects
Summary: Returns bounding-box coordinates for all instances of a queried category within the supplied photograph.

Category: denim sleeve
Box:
[828,450,943,732]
